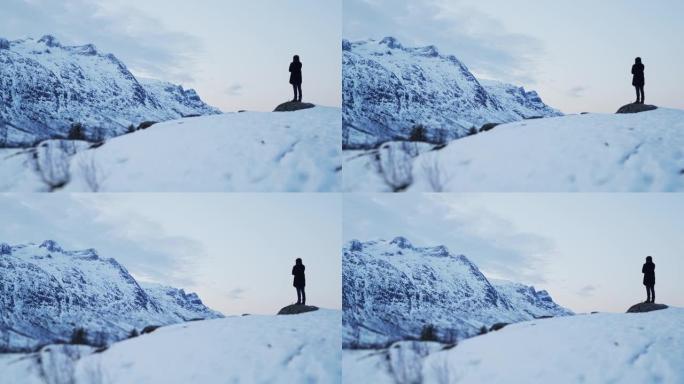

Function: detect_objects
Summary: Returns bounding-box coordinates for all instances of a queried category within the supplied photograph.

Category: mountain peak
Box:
[38,34,60,47]
[379,36,403,49]
[39,239,62,252]
[343,236,571,347]
[0,241,222,352]
[389,236,412,249]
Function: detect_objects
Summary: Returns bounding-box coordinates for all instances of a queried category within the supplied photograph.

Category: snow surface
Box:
[344,108,684,192]
[0,309,341,384]
[342,37,560,148]
[0,106,341,192]
[344,307,684,384]
[343,238,571,348]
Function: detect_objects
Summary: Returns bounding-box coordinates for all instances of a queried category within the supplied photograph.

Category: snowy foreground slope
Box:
[344,108,684,192]
[0,309,341,384]
[0,106,341,192]
[344,307,684,384]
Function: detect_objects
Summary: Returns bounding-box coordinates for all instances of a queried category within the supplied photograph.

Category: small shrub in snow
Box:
[70,328,88,345]
[67,123,85,140]
[409,125,427,142]
[478,326,488,335]
[420,324,438,342]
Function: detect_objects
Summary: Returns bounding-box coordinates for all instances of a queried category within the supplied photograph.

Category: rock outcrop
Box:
[274,101,315,112]
[626,302,668,313]
[277,304,319,315]
[616,103,658,114]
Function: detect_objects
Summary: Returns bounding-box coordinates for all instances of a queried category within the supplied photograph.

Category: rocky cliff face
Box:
[342,237,572,348]
[0,35,220,147]
[0,240,222,352]
[342,37,561,149]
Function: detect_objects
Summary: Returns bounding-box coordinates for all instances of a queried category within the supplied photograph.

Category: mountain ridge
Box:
[0,34,220,147]
[0,240,222,352]
[342,36,561,149]
[342,237,572,348]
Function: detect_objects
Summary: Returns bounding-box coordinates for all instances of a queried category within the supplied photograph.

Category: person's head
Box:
[296,257,302,265]
[635,57,642,64]
[293,55,300,63]
[646,256,653,262]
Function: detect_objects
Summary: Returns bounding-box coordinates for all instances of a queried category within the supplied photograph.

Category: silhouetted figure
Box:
[289,55,303,102]
[631,57,645,104]
[642,256,655,303]
[292,258,306,305]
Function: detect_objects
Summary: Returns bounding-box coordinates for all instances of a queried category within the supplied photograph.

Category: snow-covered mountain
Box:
[0,240,222,352]
[0,309,341,384]
[345,107,684,192]
[0,35,220,147]
[342,37,560,149]
[344,307,684,384]
[0,106,341,192]
[342,237,571,348]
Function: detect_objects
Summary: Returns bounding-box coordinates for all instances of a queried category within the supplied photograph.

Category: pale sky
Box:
[0,194,342,316]
[344,193,684,314]
[0,0,342,112]
[344,0,684,114]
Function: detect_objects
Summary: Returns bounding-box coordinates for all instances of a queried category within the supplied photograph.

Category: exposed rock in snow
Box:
[0,241,222,352]
[342,37,560,149]
[277,304,319,315]
[626,302,668,313]
[342,238,571,348]
[274,101,316,112]
[0,35,219,147]
[617,103,658,113]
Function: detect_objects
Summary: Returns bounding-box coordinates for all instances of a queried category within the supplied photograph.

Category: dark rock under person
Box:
[642,256,655,303]
[292,258,306,305]
[289,55,303,102]
[631,57,645,104]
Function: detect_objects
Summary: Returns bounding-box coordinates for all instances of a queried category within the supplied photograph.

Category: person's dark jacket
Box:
[642,261,655,286]
[292,264,305,288]
[289,61,302,85]
[632,63,645,86]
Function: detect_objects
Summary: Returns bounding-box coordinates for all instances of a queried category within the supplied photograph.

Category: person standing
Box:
[642,256,655,303]
[289,55,303,102]
[631,57,645,104]
[292,258,306,305]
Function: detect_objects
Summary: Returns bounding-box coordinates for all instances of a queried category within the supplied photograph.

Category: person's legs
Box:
[297,84,302,102]
[635,86,641,103]
[301,287,306,305]
[645,285,651,302]
[649,285,655,303]
[296,287,302,304]
[640,86,645,104]
[292,85,298,102]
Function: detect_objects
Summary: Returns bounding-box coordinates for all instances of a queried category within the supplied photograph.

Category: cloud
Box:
[0,0,201,83]
[225,83,243,96]
[577,285,597,297]
[227,288,246,300]
[343,0,544,84]
[567,86,587,98]
[0,194,205,288]
[344,194,554,284]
